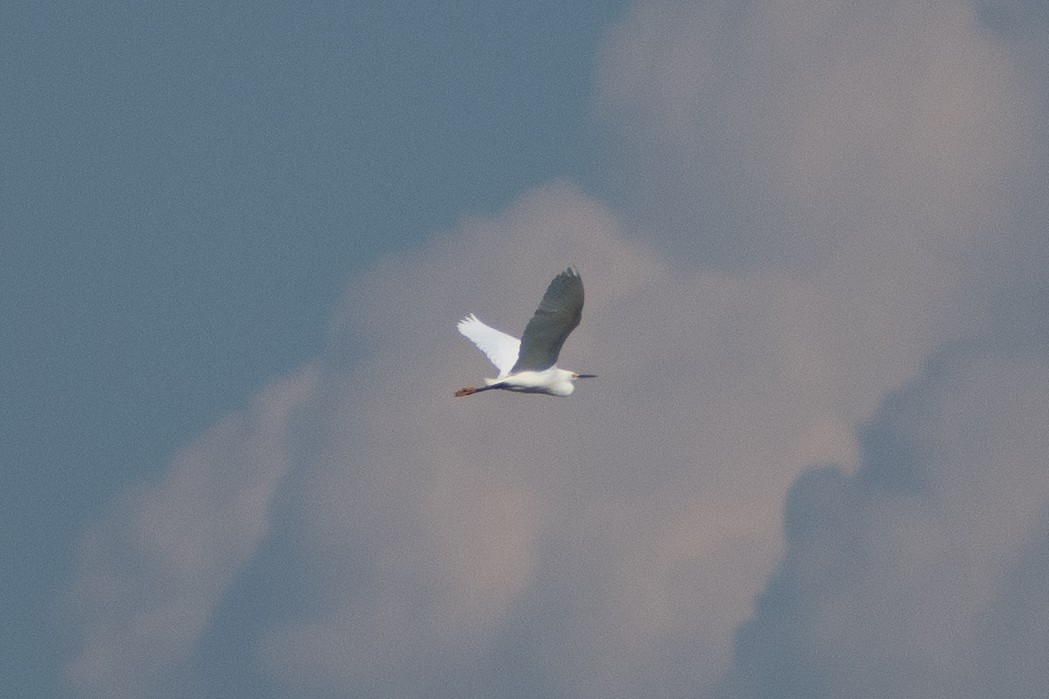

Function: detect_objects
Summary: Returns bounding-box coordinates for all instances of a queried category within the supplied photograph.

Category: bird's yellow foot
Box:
[454,387,477,397]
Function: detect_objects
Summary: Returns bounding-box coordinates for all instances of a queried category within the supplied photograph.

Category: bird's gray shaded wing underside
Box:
[511,267,584,373]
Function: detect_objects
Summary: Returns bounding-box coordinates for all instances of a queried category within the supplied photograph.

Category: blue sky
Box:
[3,3,624,694]
[6,2,1049,697]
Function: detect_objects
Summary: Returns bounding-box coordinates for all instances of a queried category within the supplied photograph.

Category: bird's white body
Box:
[455,268,594,398]
[484,367,578,396]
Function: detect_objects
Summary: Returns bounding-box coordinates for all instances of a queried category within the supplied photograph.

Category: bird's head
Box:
[547,370,597,397]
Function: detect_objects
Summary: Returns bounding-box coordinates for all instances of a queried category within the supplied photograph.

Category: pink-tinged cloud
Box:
[719,347,1049,697]
[60,1,1049,696]
[62,366,317,696]
[256,173,994,695]
[595,0,1040,273]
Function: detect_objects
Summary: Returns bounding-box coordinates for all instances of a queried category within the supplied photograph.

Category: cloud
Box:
[717,344,1049,698]
[61,367,317,696]
[595,0,1040,274]
[250,176,985,696]
[60,1,1049,696]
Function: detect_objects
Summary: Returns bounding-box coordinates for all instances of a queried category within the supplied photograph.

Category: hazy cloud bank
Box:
[61,1,1049,696]
[718,345,1049,698]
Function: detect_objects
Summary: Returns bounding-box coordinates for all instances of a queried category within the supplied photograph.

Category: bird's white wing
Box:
[512,267,584,372]
[457,314,521,378]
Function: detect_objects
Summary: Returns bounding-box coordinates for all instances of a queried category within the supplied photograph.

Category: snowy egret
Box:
[455,267,596,397]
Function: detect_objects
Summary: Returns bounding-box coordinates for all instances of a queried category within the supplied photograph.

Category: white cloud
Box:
[720,347,1049,698]
[256,178,986,695]
[595,0,1039,273]
[61,1,1049,696]
[62,366,317,696]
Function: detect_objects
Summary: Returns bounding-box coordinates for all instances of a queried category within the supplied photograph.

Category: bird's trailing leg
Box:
[454,384,499,397]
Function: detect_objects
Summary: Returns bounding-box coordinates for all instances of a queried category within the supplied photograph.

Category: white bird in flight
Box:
[455,267,596,397]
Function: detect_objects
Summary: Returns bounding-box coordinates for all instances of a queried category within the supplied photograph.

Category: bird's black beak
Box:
[575,373,597,379]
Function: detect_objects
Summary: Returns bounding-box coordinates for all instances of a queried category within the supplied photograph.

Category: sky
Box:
[5,1,1049,697]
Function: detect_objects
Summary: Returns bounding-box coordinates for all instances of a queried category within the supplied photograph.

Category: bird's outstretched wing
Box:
[511,267,584,373]
[457,314,521,378]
